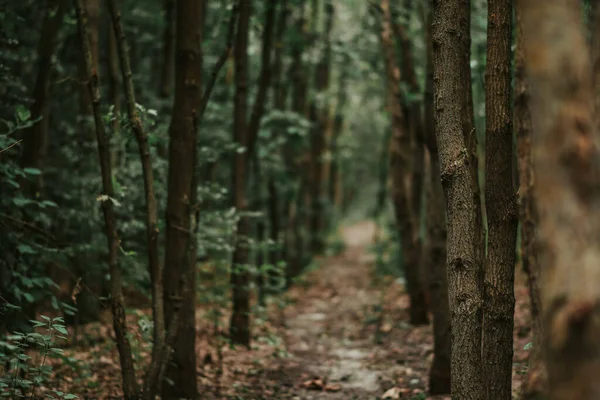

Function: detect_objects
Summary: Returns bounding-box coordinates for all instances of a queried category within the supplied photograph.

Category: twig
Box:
[0,139,23,155]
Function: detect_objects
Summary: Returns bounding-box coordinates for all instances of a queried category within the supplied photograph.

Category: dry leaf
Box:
[382,387,401,399]
[325,383,341,392]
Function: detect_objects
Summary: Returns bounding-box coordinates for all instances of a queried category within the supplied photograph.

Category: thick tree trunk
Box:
[380,0,429,326]
[162,0,203,396]
[20,0,66,196]
[522,1,600,399]
[230,0,252,347]
[424,2,450,394]
[514,3,545,398]
[73,1,139,398]
[482,2,518,400]
[432,0,484,398]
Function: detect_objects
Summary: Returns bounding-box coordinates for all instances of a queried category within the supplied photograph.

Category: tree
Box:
[522,0,600,399]
[380,0,429,326]
[73,0,138,397]
[482,1,517,399]
[424,1,451,394]
[162,0,203,396]
[432,0,484,398]
[230,0,252,347]
[514,2,544,398]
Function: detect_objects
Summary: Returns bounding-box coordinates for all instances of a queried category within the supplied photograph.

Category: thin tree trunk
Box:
[73,1,138,398]
[20,0,66,196]
[308,0,334,255]
[77,0,100,139]
[432,0,484,398]
[514,3,545,398]
[522,1,600,399]
[482,1,517,399]
[380,0,429,326]
[424,2,450,394]
[107,15,121,171]
[162,0,203,396]
[106,1,164,395]
[230,0,252,347]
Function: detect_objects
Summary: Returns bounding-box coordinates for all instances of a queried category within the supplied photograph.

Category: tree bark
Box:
[106,3,165,398]
[514,3,545,398]
[77,0,99,139]
[521,1,600,399]
[162,0,203,396]
[229,0,252,347]
[423,2,450,394]
[432,0,484,398]
[20,0,66,196]
[482,2,518,400]
[380,0,429,326]
[73,0,138,398]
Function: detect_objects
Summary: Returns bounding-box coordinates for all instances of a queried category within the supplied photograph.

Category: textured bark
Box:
[309,0,334,255]
[593,0,600,132]
[522,1,600,399]
[20,0,66,196]
[106,3,164,398]
[380,0,428,326]
[482,2,517,400]
[514,3,545,399]
[432,0,484,398]
[73,1,138,398]
[230,0,252,347]
[77,0,99,138]
[162,0,203,396]
[424,2,450,394]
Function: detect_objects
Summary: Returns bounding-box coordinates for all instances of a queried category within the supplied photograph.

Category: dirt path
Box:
[264,221,442,400]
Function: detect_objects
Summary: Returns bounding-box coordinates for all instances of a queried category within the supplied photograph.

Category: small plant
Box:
[0,314,78,399]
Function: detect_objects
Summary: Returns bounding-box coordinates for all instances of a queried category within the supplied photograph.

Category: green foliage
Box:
[0,315,77,399]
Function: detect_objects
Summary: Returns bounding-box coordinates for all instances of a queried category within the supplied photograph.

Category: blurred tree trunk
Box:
[229,0,252,347]
[328,65,348,216]
[432,0,484,398]
[514,2,545,398]
[592,0,600,130]
[286,0,309,281]
[391,4,426,292]
[522,1,600,399]
[482,1,517,399]
[107,15,121,171]
[20,0,66,196]
[73,0,139,397]
[162,0,203,396]
[309,0,334,254]
[380,0,428,325]
[423,1,450,394]
[77,0,99,139]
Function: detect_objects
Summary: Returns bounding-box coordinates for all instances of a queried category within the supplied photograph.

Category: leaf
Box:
[15,105,30,122]
[23,167,41,175]
[17,244,36,255]
[382,387,401,399]
[53,325,68,335]
[524,342,533,350]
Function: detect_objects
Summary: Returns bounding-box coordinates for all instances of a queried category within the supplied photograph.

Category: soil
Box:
[40,220,533,399]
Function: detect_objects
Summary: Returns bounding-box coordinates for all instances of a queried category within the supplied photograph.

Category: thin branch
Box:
[0,139,23,155]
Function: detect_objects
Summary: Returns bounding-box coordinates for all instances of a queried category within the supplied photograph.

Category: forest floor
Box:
[43,221,533,399]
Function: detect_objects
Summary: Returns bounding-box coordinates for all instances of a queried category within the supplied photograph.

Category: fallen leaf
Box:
[325,383,341,392]
[382,387,401,399]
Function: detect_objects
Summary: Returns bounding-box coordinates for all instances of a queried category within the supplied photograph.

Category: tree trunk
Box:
[107,15,121,171]
[73,1,139,398]
[162,0,203,396]
[482,2,517,400]
[106,2,165,398]
[522,1,600,399]
[432,0,484,398]
[424,2,450,394]
[20,0,66,196]
[77,0,99,139]
[229,0,252,347]
[309,0,334,255]
[514,3,545,398]
[380,0,429,326]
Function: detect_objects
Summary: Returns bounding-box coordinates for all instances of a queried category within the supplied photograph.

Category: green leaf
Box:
[15,105,30,122]
[23,167,41,175]
[523,342,533,350]
[17,244,36,255]
[53,325,68,335]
